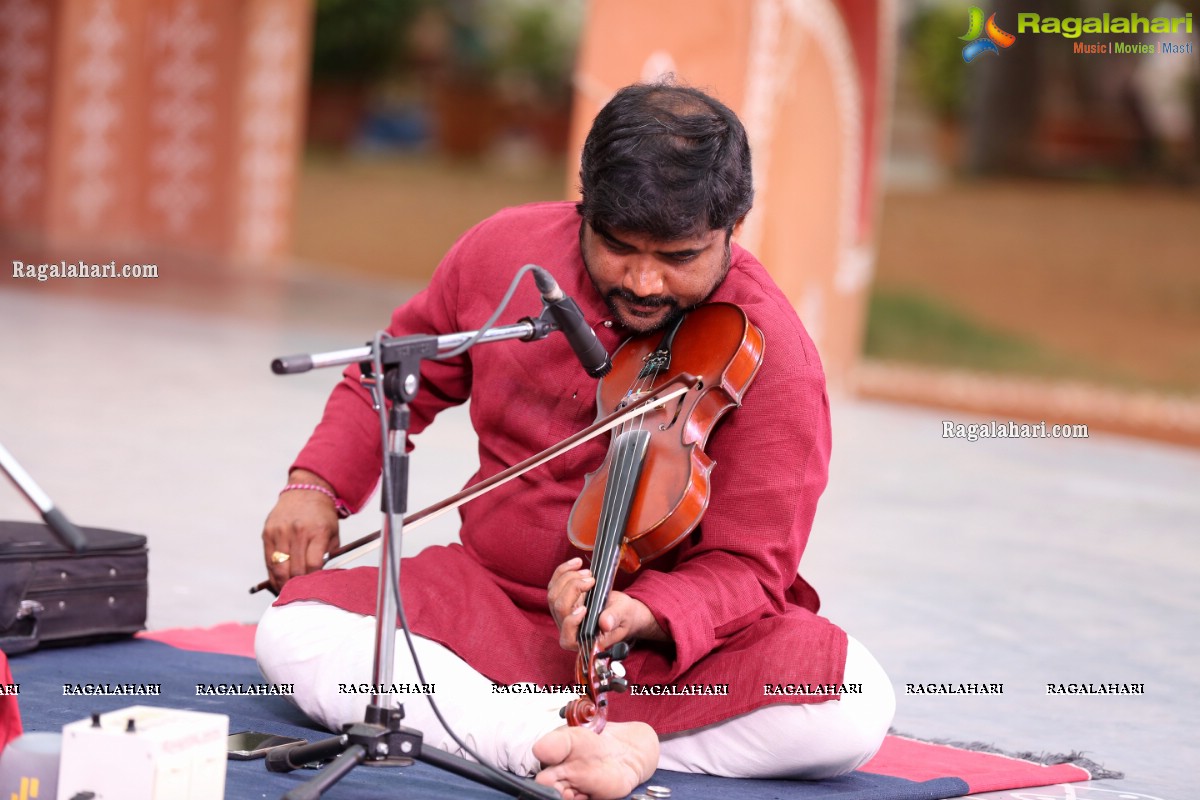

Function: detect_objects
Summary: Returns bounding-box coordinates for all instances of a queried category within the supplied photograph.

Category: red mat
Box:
[137,621,258,658]
[863,732,1095,794]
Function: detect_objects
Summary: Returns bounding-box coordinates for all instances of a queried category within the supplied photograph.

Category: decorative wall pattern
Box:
[0,0,312,264]
[146,0,218,237]
[0,0,52,224]
[235,0,310,260]
[67,0,128,231]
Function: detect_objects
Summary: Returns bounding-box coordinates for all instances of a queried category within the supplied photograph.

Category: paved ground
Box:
[0,274,1195,800]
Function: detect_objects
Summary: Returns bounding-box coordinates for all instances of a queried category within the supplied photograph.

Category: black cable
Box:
[435,263,543,361]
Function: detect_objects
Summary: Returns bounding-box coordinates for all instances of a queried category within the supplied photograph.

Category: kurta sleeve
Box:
[290,229,479,513]
[622,321,832,678]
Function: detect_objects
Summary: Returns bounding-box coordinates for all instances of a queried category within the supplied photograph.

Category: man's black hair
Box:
[577,82,754,241]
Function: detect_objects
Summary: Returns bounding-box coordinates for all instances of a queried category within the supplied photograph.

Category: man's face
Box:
[580,221,733,334]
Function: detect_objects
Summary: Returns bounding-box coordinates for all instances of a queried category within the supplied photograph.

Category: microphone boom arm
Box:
[272,316,558,376]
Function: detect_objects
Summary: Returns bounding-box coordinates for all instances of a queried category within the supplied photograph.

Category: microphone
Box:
[530,265,612,378]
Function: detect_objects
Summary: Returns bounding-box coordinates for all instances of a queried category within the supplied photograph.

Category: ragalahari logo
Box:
[960,7,1016,62]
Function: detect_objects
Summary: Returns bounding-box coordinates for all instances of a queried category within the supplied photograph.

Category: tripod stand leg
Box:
[267,735,351,773]
[281,743,366,800]
[419,746,557,799]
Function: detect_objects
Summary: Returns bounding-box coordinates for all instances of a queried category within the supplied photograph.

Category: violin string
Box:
[606,350,660,595]
[589,368,632,653]
[591,439,624,654]
[594,374,638,652]
[587,435,623,658]
[585,345,667,660]
[601,431,637,622]
[595,351,662,655]
[605,357,653,605]
[587,426,624,656]
[591,423,643,656]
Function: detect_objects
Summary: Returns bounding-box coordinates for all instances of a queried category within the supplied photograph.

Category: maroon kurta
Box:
[276,202,845,734]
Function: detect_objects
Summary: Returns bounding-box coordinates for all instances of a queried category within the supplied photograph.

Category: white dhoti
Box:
[256,600,895,779]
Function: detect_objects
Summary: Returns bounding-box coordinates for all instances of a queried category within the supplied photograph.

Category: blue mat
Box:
[9,639,969,799]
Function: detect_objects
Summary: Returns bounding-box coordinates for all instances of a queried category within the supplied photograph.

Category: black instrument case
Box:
[0,521,148,655]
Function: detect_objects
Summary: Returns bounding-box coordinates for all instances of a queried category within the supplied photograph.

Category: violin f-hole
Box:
[659,393,687,431]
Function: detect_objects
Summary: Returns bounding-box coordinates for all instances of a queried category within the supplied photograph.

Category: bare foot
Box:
[532,721,659,800]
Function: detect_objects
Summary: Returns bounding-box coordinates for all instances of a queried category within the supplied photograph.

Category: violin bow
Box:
[250,374,698,594]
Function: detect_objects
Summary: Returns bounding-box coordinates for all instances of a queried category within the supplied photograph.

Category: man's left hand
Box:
[547,558,666,652]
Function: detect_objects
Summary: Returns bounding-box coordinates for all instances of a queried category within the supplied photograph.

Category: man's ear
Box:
[730,216,747,241]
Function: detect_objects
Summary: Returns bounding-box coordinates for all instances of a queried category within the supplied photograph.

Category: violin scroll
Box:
[562,642,630,732]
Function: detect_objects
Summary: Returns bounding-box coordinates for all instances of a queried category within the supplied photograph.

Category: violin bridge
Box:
[620,388,649,406]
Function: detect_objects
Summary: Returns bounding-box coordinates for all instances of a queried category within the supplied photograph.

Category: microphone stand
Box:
[0,442,90,552]
[265,311,561,800]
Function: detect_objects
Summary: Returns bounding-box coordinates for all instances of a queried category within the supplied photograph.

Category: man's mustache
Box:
[607,288,676,308]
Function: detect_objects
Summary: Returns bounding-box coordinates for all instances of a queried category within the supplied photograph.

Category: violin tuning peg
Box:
[608,677,628,693]
[558,706,567,719]
[601,641,630,661]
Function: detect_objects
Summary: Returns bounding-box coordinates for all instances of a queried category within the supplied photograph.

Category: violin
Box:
[561,302,764,732]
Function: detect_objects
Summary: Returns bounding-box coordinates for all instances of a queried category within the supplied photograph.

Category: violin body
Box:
[562,302,764,732]
[567,302,765,571]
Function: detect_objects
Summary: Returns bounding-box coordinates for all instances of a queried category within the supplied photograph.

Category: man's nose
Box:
[622,257,665,298]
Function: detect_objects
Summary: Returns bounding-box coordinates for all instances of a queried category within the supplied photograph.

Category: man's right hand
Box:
[261,470,341,594]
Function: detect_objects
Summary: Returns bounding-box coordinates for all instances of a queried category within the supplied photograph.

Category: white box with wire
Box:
[56,705,227,800]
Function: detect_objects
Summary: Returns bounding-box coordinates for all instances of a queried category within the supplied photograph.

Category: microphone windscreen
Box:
[530,264,557,296]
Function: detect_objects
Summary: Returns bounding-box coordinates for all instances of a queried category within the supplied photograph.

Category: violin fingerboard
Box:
[578,429,651,651]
